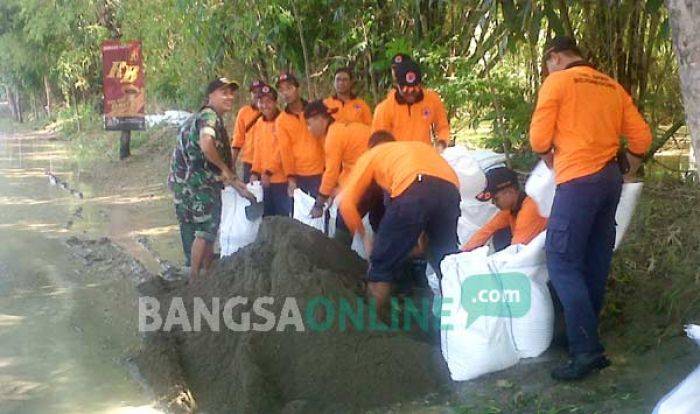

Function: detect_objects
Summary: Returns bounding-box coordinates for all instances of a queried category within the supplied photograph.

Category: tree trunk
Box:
[291,2,313,98]
[44,74,52,117]
[15,87,23,123]
[5,85,17,120]
[667,0,700,178]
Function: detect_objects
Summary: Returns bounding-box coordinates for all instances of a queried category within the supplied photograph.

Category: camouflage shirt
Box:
[169,106,231,193]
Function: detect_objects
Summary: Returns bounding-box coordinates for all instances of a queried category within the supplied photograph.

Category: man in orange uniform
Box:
[530,37,652,381]
[462,167,547,252]
[231,80,265,182]
[249,85,290,217]
[372,60,450,148]
[339,133,461,315]
[275,72,325,198]
[323,67,372,125]
[304,100,384,243]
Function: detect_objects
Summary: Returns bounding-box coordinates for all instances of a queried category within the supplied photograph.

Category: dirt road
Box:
[0,128,173,413]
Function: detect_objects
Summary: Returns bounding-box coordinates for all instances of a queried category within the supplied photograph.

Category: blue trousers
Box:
[336,181,385,236]
[264,183,291,217]
[546,163,622,356]
[242,162,252,183]
[368,176,460,283]
[296,174,322,198]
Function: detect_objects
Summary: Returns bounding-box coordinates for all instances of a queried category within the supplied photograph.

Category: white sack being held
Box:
[219,182,264,256]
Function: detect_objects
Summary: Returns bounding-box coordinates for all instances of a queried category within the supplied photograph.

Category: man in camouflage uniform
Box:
[169,77,253,280]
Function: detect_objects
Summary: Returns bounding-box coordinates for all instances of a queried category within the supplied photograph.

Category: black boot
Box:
[551,352,611,381]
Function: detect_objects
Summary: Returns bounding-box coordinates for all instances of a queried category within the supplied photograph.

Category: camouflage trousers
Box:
[173,182,222,244]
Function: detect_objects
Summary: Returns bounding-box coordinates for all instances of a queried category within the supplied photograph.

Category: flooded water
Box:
[0,128,162,413]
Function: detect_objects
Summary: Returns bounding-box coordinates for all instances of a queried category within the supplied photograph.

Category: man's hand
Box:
[250,173,260,182]
[287,178,297,197]
[309,195,328,218]
[540,151,554,169]
[220,168,238,186]
[233,181,256,202]
[623,152,643,183]
[309,204,323,219]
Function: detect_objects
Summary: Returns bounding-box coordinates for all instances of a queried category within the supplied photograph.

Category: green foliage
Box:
[605,179,700,351]
[0,0,686,164]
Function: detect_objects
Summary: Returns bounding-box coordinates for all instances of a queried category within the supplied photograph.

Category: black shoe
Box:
[551,353,611,381]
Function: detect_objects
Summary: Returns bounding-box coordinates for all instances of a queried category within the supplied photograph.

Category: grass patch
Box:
[604,177,700,352]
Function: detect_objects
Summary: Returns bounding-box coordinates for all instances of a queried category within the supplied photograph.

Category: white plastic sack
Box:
[652,325,700,414]
[485,233,553,358]
[457,199,500,245]
[469,150,508,171]
[425,263,441,296]
[524,162,643,250]
[442,146,487,200]
[614,182,643,249]
[293,189,325,232]
[350,215,373,260]
[439,233,553,380]
[219,182,264,256]
[327,203,338,238]
[439,247,520,381]
[525,161,556,218]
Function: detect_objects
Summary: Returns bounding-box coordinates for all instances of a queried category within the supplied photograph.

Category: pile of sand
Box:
[135,218,448,413]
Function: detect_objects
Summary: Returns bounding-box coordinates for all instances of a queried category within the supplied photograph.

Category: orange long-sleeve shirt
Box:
[231,104,261,164]
[372,88,450,145]
[462,195,548,251]
[323,95,373,125]
[529,64,652,184]
[318,121,371,197]
[251,115,287,184]
[275,107,325,177]
[339,141,459,235]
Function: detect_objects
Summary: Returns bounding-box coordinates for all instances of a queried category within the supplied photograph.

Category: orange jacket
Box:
[251,115,287,184]
[319,121,371,197]
[462,195,547,251]
[339,141,459,235]
[323,95,372,125]
[372,88,450,145]
[275,106,325,177]
[231,104,261,164]
[530,64,652,184]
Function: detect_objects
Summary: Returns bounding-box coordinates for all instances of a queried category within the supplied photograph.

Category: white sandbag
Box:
[327,202,338,237]
[524,160,643,250]
[652,325,700,414]
[439,248,520,381]
[614,182,643,249]
[293,188,325,232]
[441,146,487,200]
[457,200,499,246]
[219,182,264,256]
[469,150,508,171]
[350,215,373,260]
[425,263,441,296]
[484,233,553,358]
[525,161,556,217]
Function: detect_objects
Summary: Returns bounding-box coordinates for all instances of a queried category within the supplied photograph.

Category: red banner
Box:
[102,40,145,130]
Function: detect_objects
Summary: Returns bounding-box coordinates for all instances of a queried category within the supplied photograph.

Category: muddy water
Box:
[0,129,162,413]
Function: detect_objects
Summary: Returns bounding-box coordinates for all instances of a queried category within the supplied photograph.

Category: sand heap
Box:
[135,217,448,413]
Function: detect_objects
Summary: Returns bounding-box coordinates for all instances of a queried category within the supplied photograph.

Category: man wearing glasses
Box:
[372,59,450,150]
